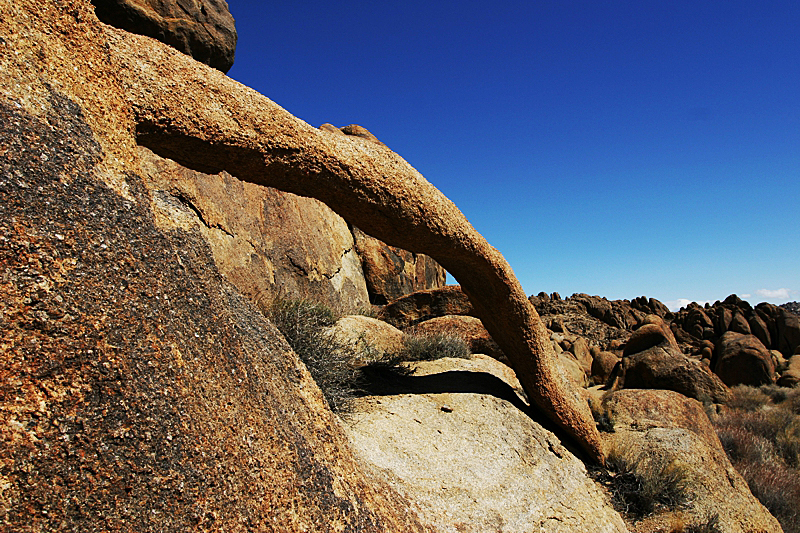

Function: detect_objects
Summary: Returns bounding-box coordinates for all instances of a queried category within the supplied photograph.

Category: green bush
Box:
[603,445,692,518]
[267,299,359,413]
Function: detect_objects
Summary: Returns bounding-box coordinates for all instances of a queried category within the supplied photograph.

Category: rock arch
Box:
[110,22,603,462]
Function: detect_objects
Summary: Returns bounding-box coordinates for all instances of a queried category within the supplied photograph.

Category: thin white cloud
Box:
[756,288,793,300]
[665,299,714,312]
[741,293,751,298]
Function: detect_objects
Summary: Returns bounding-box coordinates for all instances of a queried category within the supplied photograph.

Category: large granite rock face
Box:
[91,0,237,72]
[138,147,371,313]
[713,331,776,387]
[0,91,429,531]
[2,3,610,531]
[602,390,782,533]
[0,3,437,530]
[352,227,446,305]
[344,357,628,533]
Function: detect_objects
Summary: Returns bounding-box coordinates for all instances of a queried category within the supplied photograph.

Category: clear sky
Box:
[226,1,799,311]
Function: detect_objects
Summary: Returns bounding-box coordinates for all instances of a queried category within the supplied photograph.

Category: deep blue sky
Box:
[227,1,799,310]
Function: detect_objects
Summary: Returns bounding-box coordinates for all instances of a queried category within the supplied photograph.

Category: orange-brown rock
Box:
[602,389,721,449]
[570,336,592,375]
[352,226,446,305]
[3,18,606,533]
[340,124,384,144]
[139,146,371,312]
[622,314,678,356]
[91,0,237,72]
[590,347,619,385]
[0,84,430,531]
[610,318,731,404]
[714,331,776,387]
[407,315,506,362]
[117,26,603,463]
[379,286,476,329]
[327,315,406,364]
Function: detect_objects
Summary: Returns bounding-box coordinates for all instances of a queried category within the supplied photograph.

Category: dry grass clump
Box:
[674,513,722,533]
[269,299,472,411]
[268,299,360,412]
[739,460,800,532]
[398,332,470,362]
[602,446,693,518]
[728,384,772,411]
[712,384,800,533]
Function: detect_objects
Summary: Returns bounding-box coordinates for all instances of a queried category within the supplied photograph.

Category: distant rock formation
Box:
[781,301,800,316]
[671,295,800,359]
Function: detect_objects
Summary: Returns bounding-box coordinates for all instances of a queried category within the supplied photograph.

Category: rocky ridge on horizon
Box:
[782,301,800,316]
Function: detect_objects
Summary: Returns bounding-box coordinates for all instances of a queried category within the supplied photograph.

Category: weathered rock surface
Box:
[139,146,371,312]
[327,315,406,363]
[91,0,237,72]
[379,286,476,329]
[781,301,800,316]
[345,357,628,533]
[352,226,446,305]
[406,315,506,362]
[672,297,800,359]
[603,390,782,533]
[531,294,633,349]
[601,390,722,449]
[591,348,620,385]
[609,319,731,403]
[621,315,679,357]
[714,332,776,387]
[778,355,800,387]
[5,19,605,533]
[0,84,429,531]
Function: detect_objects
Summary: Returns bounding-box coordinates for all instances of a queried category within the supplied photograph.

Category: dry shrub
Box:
[728,385,771,411]
[781,387,800,414]
[604,446,692,518]
[716,423,778,465]
[713,385,800,533]
[737,460,800,533]
[758,383,789,404]
[268,299,359,412]
[398,333,470,362]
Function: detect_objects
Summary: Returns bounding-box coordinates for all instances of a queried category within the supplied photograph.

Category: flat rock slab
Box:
[343,358,628,533]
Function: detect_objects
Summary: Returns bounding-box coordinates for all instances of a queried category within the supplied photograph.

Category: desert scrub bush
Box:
[728,384,771,411]
[680,513,721,533]
[603,445,693,518]
[737,460,800,533]
[588,391,615,433]
[396,332,470,362]
[267,299,359,412]
[713,393,800,533]
[358,332,471,381]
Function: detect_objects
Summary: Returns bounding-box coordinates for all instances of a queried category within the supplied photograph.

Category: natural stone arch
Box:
[107,24,603,462]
